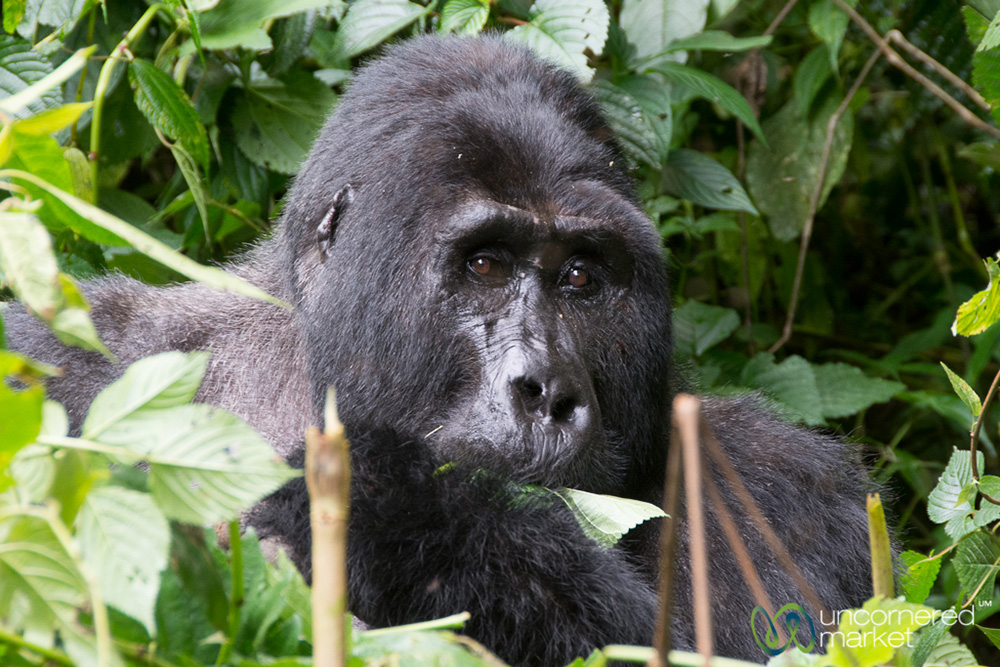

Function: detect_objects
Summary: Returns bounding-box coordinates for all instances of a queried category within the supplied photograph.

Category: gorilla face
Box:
[281,37,672,495]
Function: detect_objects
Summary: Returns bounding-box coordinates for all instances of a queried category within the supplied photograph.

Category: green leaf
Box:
[354,626,500,666]
[198,0,346,51]
[591,79,661,168]
[76,486,170,633]
[0,210,62,321]
[746,97,853,242]
[660,30,771,54]
[619,0,709,63]
[128,59,209,169]
[506,0,610,81]
[558,488,665,548]
[0,35,61,119]
[231,72,337,175]
[940,363,982,417]
[439,0,490,35]
[978,8,1000,51]
[826,596,936,667]
[13,102,92,135]
[808,0,857,73]
[672,300,740,356]
[812,363,905,419]
[927,448,1000,539]
[3,0,26,33]
[0,512,90,656]
[333,0,431,59]
[953,256,1000,336]
[646,62,765,143]
[740,353,825,426]
[953,530,1000,596]
[1,170,288,307]
[964,6,991,46]
[981,475,1000,499]
[0,351,45,489]
[82,351,210,439]
[980,625,1000,651]
[957,141,1000,170]
[618,74,674,162]
[794,46,832,114]
[899,550,942,605]
[660,149,758,215]
[168,140,212,240]
[917,632,982,667]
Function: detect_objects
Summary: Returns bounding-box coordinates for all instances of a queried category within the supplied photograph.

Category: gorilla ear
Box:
[317,184,354,258]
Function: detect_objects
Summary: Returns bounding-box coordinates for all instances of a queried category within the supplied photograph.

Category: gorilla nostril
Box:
[522,379,543,400]
[550,395,579,423]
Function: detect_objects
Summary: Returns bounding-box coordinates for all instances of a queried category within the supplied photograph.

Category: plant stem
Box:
[0,626,73,666]
[307,387,351,667]
[970,367,1000,505]
[215,520,244,665]
[89,4,171,198]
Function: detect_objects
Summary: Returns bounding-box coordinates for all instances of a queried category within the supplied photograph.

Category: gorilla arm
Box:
[252,431,658,667]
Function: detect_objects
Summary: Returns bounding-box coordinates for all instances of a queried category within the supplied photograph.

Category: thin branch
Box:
[970,367,1000,505]
[770,48,881,353]
[677,395,713,667]
[764,0,801,36]
[830,0,1000,140]
[650,415,686,667]
[885,30,990,112]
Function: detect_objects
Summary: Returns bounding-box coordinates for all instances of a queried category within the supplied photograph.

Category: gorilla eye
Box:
[470,256,494,275]
[567,267,589,288]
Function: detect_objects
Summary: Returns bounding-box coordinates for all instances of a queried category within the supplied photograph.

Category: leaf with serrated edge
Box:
[76,486,169,632]
[953,530,1000,596]
[506,0,609,81]
[334,0,430,59]
[439,0,489,35]
[953,256,1000,336]
[83,351,210,439]
[91,403,299,525]
[558,488,665,548]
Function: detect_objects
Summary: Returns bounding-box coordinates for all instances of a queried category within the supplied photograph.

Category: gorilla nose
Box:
[512,375,590,428]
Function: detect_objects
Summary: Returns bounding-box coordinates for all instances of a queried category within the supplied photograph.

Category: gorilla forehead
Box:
[282,36,638,262]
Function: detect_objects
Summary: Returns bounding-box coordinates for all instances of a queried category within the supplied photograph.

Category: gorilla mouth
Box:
[429,425,627,493]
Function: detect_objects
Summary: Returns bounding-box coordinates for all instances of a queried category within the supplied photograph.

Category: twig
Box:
[0,626,73,666]
[677,395,713,667]
[700,422,832,628]
[770,48,881,354]
[764,0,801,36]
[970,367,1000,505]
[830,0,1000,140]
[650,414,685,667]
[306,387,352,667]
[885,30,990,112]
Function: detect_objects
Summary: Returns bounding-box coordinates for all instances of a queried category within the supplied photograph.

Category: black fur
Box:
[4,36,873,667]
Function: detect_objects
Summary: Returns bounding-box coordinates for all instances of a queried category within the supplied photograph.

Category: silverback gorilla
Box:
[4,36,873,666]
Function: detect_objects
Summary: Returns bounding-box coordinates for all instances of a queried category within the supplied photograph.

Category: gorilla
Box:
[4,36,874,667]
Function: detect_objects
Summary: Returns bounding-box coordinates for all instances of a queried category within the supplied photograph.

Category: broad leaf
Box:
[0,35,61,119]
[940,363,982,417]
[899,550,941,605]
[506,0,609,81]
[76,486,170,632]
[953,255,1000,336]
[740,353,825,426]
[661,149,758,215]
[591,79,661,168]
[808,0,857,73]
[673,300,740,356]
[333,0,430,59]
[952,530,1000,597]
[82,351,210,439]
[129,59,209,169]
[647,62,765,142]
[927,448,1000,539]
[231,73,336,175]
[746,97,853,242]
[619,0,709,63]
[812,363,905,419]
[826,596,935,667]
[558,488,665,548]
[439,0,490,35]
[660,30,771,54]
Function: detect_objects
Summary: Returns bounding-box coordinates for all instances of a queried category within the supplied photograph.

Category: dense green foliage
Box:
[2,0,1000,665]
